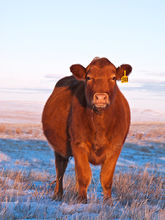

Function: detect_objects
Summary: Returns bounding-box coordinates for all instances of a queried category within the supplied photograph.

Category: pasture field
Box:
[0,123,165,219]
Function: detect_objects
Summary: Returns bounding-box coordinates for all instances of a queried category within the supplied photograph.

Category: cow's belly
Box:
[42,87,73,158]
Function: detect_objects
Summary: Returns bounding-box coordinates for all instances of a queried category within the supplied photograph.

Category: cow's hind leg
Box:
[53,152,68,200]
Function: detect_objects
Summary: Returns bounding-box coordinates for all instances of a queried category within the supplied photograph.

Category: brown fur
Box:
[42,57,132,203]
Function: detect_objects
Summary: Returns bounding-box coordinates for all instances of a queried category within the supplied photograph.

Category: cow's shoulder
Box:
[71,80,86,109]
[116,87,130,112]
[55,76,78,88]
[45,76,85,111]
[45,76,79,100]
[55,75,86,108]
[111,87,131,130]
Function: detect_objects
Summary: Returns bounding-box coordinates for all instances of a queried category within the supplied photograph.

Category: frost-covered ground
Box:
[0,122,165,219]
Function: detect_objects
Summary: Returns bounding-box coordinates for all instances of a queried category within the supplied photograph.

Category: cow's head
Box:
[70,57,132,111]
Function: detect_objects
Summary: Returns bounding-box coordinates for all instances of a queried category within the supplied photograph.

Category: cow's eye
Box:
[86,76,91,81]
[112,76,116,80]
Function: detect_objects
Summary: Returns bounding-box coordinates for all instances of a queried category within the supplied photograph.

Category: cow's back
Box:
[42,76,79,157]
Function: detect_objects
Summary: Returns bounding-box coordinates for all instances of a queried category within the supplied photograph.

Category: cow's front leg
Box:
[71,142,91,203]
[100,151,120,201]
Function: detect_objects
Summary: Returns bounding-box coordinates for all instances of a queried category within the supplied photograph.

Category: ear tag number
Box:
[121,70,128,83]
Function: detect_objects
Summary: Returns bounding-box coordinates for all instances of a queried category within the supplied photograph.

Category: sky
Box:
[0,0,165,112]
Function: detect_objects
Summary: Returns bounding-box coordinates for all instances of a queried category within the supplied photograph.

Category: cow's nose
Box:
[93,93,109,103]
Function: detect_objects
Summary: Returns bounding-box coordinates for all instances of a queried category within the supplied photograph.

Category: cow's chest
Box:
[88,131,108,165]
[88,125,115,165]
[92,129,107,150]
[88,126,110,163]
[91,114,109,144]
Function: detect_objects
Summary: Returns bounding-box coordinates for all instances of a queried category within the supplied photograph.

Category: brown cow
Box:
[42,57,132,203]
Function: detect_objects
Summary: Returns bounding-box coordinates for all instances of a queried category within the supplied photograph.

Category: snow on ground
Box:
[0,151,11,162]
[0,127,165,219]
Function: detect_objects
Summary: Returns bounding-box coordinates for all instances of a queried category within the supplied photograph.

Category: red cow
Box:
[42,57,132,203]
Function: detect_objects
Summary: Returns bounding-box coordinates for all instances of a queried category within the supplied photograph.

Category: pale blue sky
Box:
[0,0,165,112]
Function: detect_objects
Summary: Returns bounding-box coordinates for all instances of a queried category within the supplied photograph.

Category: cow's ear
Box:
[116,64,132,80]
[70,64,86,81]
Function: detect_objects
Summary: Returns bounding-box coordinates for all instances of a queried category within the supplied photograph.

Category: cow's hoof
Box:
[77,196,87,204]
[103,197,113,206]
[52,193,63,201]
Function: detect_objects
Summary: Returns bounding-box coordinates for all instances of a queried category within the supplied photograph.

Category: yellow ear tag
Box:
[121,70,128,83]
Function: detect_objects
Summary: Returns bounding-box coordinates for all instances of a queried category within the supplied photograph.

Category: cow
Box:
[42,57,132,203]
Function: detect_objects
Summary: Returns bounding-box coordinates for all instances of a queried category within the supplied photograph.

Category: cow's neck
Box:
[89,108,108,134]
[89,108,109,150]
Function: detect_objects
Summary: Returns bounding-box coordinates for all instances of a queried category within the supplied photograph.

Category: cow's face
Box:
[70,57,132,111]
[85,64,116,110]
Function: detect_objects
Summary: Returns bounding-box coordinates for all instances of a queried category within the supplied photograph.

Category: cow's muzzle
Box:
[93,93,110,108]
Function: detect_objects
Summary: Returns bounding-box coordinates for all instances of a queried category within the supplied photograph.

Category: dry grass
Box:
[0,123,43,140]
[0,168,164,219]
[0,122,165,218]
[114,169,164,204]
[0,170,51,202]
[127,123,165,143]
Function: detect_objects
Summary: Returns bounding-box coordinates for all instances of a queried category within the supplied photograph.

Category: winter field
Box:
[0,101,165,219]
